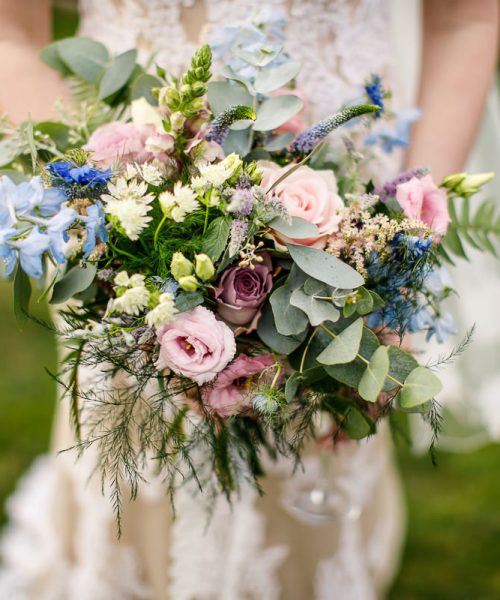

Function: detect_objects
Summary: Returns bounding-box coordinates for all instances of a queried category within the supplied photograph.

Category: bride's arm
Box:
[406,0,499,181]
[0,0,69,122]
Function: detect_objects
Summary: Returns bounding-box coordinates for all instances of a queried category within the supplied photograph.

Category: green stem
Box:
[203,204,210,235]
[266,141,325,194]
[320,324,405,389]
[300,327,319,373]
[154,214,167,250]
[107,240,137,260]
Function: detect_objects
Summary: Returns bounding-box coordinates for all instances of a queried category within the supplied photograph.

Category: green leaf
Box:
[253,95,304,132]
[341,405,375,439]
[257,301,308,354]
[24,120,38,173]
[325,326,379,387]
[13,266,32,328]
[399,366,443,408]
[223,129,252,157]
[317,318,363,365]
[290,287,340,326]
[34,121,71,151]
[207,81,253,117]
[287,244,364,289]
[268,216,319,239]
[221,66,256,94]
[303,277,331,297]
[264,132,294,152]
[39,42,71,76]
[0,139,22,167]
[99,49,137,99]
[254,61,301,94]
[130,74,162,104]
[354,287,374,315]
[202,216,231,262]
[285,372,302,402]
[358,346,389,402]
[57,37,109,83]
[384,345,418,391]
[233,46,283,68]
[175,291,204,312]
[50,264,97,304]
[269,266,308,336]
[443,227,468,259]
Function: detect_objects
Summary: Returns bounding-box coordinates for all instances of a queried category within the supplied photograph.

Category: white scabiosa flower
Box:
[159,182,200,223]
[113,285,150,316]
[145,292,178,328]
[102,177,154,240]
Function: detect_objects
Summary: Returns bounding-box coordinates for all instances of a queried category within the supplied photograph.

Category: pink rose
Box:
[273,88,308,136]
[214,253,273,331]
[86,122,173,168]
[396,174,450,235]
[156,306,236,384]
[259,163,344,248]
[201,353,276,417]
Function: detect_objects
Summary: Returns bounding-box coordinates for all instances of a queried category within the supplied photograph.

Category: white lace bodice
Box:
[78,0,393,122]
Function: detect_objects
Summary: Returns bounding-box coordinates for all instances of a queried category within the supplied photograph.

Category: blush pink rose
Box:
[156,306,236,385]
[259,163,344,248]
[214,252,273,331]
[86,122,173,167]
[272,88,308,136]
[201,353,276,417]
[396,174,450,235]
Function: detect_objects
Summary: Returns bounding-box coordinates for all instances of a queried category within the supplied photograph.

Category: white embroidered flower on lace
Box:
[159,182,200,223]
[102,177,154,240]
[145,292,178,328]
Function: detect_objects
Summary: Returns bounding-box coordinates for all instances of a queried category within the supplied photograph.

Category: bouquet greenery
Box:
[0,24,497,525]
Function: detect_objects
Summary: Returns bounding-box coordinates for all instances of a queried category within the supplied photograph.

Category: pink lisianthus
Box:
[156,306,236,385]
[214,253,273,332]
[273,88,308,136]
[396,174,450,235]
[259,162,344,248]
[201,353,277,417]
[86,122,174,168]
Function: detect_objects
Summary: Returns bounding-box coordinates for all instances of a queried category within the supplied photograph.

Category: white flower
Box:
[102,177,154,240]
[124,164,138,180]
[113,285,150,316]
[197,163,232,187]
[159,182,200,223]
[131,97,163,129]
[140,163,164,186]
[145,293,178,328]
[114,271,130,286]
[220,153,243,177]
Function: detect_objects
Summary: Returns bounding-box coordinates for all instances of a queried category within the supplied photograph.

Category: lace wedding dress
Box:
[0,1,406,598]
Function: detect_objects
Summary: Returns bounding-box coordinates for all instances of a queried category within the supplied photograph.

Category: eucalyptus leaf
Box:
[202,216,231,262]
[50,264,97,304]
[39,42,70,76]
[264,132,294,152]
[257,301,308,354]
[303,278,331,297]
[325,326,379,387]
[253,95,304,132]
[130,74,162,104]
[285,373,302,403]
[290,287,340,326]
[268,216,319,239]
[399,366,443,408]
[57,37,109,83]
[317,318,363,365]
[0,140,22,167]
[384,345,418,391]
[207,81,253,116]
[221,66,255,94]
[175,291,204,312]
[254,61,301,94]
[35,122,71,151]
[287,244,364,289]
[341,405,375,440]
[13,267,31,328]
[358,346,389,402]
[269,280,309,336]
[99,49,137,99]
[233,46,282,68]
[223,129,252,157]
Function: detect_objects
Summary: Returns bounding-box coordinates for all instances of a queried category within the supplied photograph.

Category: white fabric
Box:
[1,1,406,599]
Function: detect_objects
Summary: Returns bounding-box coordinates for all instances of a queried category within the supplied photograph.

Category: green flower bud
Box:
[440,173,467,190]
[170,252,193,281]
[246,161,263,185]
[170,111,186,132]
[178,275,199,292]
[221,153,243,178]
[195,254,215,281]
[441,172,494,196]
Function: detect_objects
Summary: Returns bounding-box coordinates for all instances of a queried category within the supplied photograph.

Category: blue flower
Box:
[81,201,108,259]
[43,206,78,263]
[364,108,421,154]
[408,305,434,333]
[426,312,457,344]
[9,228,50,279]
[364,74,384,117]
[0,227,17,276]
[47,161,112,193]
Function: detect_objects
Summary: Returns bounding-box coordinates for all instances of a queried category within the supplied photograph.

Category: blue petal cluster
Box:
[364,108,421,154]
[47,161,112,199]
[364,74,384,118]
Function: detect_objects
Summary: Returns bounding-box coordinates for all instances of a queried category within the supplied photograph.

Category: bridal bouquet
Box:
[0,22,497,522]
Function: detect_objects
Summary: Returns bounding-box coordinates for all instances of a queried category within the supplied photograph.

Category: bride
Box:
[0,1,498,599]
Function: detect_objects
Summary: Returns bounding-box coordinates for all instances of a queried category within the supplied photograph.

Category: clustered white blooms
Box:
[145,292,178,328]
[159,182,200,223]
[192,153,242,189]
[111,272,150,315]
[125,161,165,186]
[102,177,154,240]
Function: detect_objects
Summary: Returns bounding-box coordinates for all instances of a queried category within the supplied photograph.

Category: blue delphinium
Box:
[47,161,112,199]
[364,74,384,118]
[364,108,421,154]
[426,312,457,343]
[81,202,108,259]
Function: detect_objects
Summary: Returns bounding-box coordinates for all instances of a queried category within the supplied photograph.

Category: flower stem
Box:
[154,214,167,250]
[300,327,319,373]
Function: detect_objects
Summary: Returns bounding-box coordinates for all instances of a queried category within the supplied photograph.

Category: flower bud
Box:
[221,153,243,178]
[441,172,494,196]
[178,275,199,292]
[170,111,186,132]
[195,254,215,281]
[245,161,263,185]
[170,252,193,281]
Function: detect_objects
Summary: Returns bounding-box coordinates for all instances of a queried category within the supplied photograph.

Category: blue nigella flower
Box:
[81,201,108,259]
[426,312,457,344]
[47,161,112,188]
[364,108,421,154]
[364,74,384,117]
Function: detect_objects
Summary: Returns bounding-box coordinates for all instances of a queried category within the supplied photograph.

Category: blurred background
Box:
[1,3,500,599]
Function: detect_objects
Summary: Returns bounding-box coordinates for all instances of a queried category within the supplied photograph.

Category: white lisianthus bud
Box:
[195,254,215,281]
[178,275,199,291]
[171,252,194,281]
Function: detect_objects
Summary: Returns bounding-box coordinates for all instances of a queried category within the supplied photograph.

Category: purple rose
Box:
[214,253,273,331]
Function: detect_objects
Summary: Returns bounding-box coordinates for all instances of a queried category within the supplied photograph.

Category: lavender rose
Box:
[214,253,273,330]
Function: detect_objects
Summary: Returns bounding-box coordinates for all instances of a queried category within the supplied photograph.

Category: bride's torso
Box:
[78,0,393,122]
